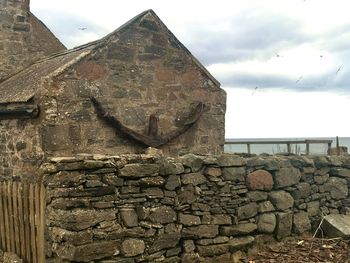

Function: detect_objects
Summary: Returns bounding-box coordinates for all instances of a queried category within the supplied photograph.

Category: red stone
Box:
[246,170,273,190]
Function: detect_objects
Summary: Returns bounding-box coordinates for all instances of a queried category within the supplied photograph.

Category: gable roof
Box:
[0,10,220,104]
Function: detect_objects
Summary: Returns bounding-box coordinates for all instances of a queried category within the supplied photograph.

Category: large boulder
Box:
[321,214,350,238]
[246,170,273,190]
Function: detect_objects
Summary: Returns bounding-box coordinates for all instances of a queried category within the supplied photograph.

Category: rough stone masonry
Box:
[41,151,350,262]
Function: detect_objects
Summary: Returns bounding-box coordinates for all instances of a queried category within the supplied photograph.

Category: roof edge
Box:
[145,10,221,87]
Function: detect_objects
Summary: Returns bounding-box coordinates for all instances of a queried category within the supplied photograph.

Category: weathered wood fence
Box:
[225,139,333,155]
[0,181,45,263]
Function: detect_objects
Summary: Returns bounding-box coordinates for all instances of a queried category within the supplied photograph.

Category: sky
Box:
[30,0,350,138]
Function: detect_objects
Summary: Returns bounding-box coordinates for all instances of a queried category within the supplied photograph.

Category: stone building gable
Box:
[0,9,225,170]
[41,10,226,155]
[0,0,66,82]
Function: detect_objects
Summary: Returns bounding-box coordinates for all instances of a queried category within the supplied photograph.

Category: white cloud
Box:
[224,87,350,138]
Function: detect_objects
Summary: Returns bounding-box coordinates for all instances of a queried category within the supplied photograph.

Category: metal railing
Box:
[225,139,333,155]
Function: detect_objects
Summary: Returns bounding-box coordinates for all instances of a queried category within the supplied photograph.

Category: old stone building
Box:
[0,0,66,81]
[0,2,226,179]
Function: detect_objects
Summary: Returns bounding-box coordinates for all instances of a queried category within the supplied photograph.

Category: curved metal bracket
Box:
[91,97,204,148]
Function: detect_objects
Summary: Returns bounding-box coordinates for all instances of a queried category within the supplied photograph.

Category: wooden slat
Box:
[12,182,20,255]
[23,183,31,263]
[8,181,15,253]
[34,184,41,262]
[0,183,5,250]
[37,184,46,263]
[17,183,26,261]
[4,182,11,252]
[29,184,37,263]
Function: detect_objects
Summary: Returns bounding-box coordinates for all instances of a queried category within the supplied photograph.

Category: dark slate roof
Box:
[0,10,220,104]
[0,45,95,104]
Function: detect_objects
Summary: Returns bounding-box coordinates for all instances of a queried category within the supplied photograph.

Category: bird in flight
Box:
[274,52,283,58]
[78,27,87,30]
[296,76,303,83]
[252,86,258,95]
[336,66,343,75]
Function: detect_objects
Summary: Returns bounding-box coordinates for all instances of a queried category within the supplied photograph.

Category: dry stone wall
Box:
[41,152,350,262]
[0,118,43,180]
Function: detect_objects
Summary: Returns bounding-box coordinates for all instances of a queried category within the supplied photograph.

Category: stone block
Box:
[314,174,329,184]
[205,167,222,177]
[49,227,93,245]
[45,171,85,187]
[323,177,348,200]
[209,214,232,225]
[197,243,229,257]
[179,154,204,172]
[150,233,181,253]
[290,182,311,200]
[227,236,255,251]
[181,173,207,185]
[275,212,293,240]
[220,223,257,236]
[247,191,268,201]
[257,213,276,233]
[159,160,184,175]
[54,241,120,261]
[149,206,176,224]
[143,187,164,198]
[179,213,201,226]
[222,167,246,182]
[274,167,301,188]
[119,163,159,178]
[330,168,350,178]
[182,225,219,239]
[217,154,245,167]
[175,185,198,205]
[258,201,275,213]
[165,174,181,190]
[268,191,294,211]
[307,201,320,217]
[293,211,311,234]
[47,209,116,231]
[139,176,165,186]
[121,239,145,257]
[237,203,258,220]
[120,208,138,227]
[183,240,196,252]
[246,170,273,190]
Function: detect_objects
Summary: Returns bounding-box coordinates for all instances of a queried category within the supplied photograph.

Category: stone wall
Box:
[0,0,65,82]
[41,151,350,262]
[0,117,43,180]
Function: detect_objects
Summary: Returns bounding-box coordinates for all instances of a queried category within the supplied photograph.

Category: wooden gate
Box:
[0,181,45,263]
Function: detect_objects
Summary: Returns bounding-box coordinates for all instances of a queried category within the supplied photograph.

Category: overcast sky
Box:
[31,0,350,138]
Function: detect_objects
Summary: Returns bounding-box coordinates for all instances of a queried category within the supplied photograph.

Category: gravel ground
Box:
[242,236,350,263]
